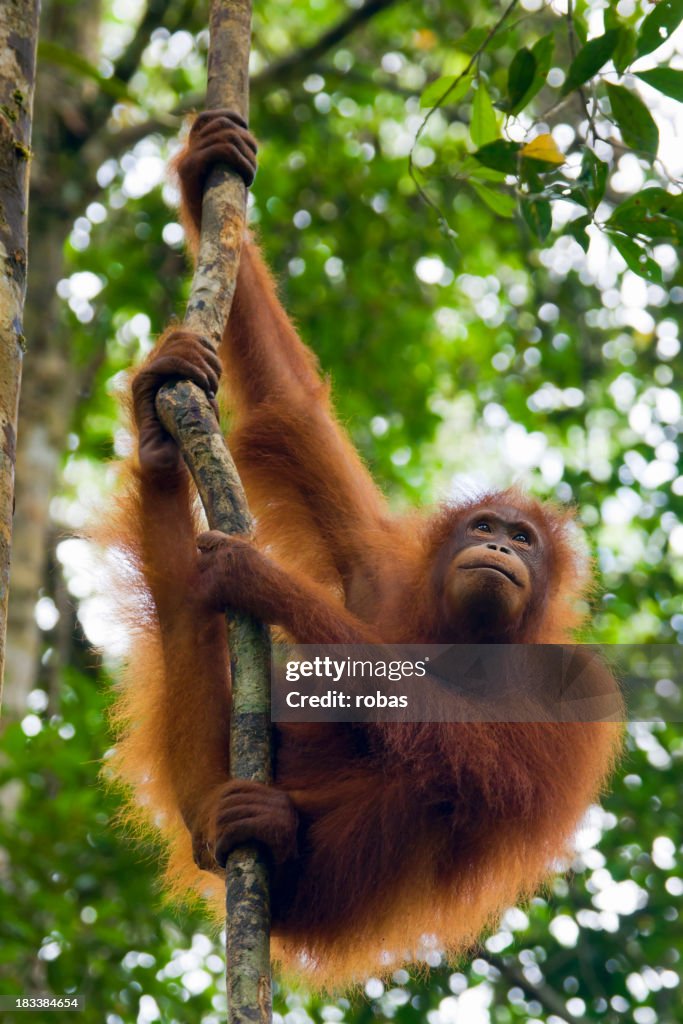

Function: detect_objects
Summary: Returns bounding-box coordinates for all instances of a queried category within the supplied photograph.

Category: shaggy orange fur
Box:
[96,112,623,991]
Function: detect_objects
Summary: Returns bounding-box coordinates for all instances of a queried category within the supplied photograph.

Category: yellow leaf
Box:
[520,133,565,165]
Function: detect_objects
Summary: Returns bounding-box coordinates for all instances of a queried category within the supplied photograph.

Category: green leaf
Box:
[606,83,659,159]
[38,41,130,100]
[567,213,592,252]
[607,188,683,242]
[519,163,543,195]
[420,73,473,108]
[521,197,552,240]
[604,5,622,30]
[561,29,619,95]
[607,231,662,282]
[506,48,536,113]
[467,162,507,184]
[470,182,517,217]
[473,139,521,174]
[532,32,555,78]
[579,149,608,210]
[471,81,498,147]
[573,14,588,46]
[636,0,683,56]
[501,35,554,115]
[613,27,638,73]
[635,67,683,101]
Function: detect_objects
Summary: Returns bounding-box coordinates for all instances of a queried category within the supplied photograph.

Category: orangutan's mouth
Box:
[460,563,522,587]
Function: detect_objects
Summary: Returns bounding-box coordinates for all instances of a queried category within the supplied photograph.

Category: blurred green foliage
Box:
[2,0,683,1021]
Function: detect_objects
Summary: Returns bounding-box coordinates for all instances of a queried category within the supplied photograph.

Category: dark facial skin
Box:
[442,504,547,640]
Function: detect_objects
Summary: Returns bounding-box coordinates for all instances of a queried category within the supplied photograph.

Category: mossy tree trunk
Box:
[0,0,41,705]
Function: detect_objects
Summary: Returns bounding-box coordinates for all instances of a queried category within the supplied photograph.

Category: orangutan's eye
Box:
[475,522,491,533]
[513,531,530,544]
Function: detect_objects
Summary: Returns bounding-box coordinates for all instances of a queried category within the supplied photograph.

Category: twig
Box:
[566,0,598,144]
[407,0,521,236]
[315,63,415,97]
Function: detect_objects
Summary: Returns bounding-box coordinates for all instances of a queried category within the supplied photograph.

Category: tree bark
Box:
[155,3,273,1020]
[0,0,41,706]
[157,380,272,1023]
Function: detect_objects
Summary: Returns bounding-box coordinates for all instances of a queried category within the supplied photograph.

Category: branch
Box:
[253,0,402,85]
[113,0,176,84]
[92,60,412,163]
[153,3,273,1023]
[84,0,180,146]
[316,63,415,97]
[84,0,402,165]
